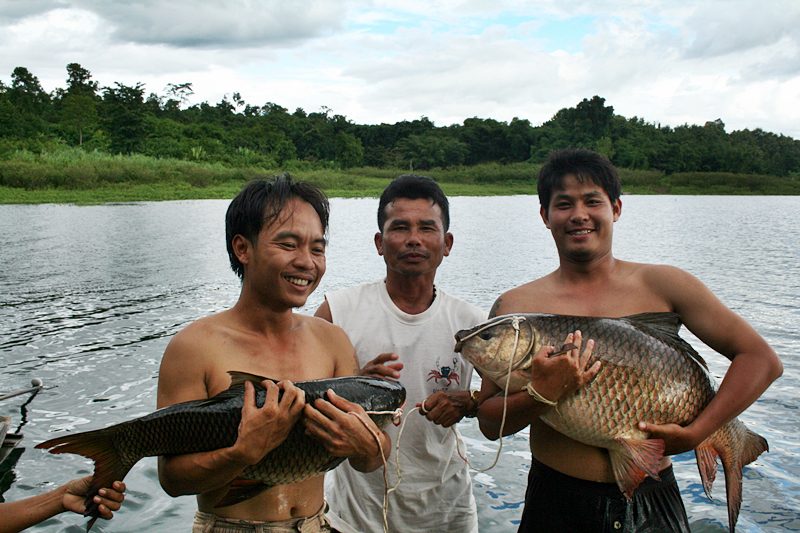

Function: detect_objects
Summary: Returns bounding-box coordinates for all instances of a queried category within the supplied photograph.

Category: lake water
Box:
[1,195,798,532]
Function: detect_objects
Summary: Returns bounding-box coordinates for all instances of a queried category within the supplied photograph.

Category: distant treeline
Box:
[2,63,800,179]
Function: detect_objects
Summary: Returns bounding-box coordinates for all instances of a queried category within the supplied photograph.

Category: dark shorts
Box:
[517,458,691,533]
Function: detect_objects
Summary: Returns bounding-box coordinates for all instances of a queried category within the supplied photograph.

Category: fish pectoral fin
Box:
[609,437,665,499]
[695,440,719,500]
[215,479,271,508]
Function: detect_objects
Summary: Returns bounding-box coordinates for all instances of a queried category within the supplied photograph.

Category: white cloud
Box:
[77,0,348,48]
[0,0,798,138]
[682,1,800,59]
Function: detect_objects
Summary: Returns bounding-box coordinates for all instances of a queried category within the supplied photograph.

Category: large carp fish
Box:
[454,312,767,533]
[37,371,406,529]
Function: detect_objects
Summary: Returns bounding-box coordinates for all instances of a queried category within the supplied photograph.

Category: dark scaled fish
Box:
[454,312,768,533]
[36,371,406,530]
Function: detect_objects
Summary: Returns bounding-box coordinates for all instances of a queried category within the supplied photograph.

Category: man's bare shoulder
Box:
[165,311,232,358]
[490,275,556,316]
[298,315,358,377]
[301,314,350,341]
[157,312,234,403]
[633,262,701,296]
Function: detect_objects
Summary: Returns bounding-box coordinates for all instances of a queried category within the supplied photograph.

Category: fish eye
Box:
[478,331,493,341]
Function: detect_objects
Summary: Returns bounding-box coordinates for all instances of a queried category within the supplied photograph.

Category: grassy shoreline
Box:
[1,150,797,204]
[0,180,540,204]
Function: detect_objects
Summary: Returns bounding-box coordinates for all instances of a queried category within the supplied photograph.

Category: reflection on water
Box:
[1,196,799,532]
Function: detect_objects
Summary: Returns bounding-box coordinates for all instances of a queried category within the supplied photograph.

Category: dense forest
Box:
[2,63,800,178]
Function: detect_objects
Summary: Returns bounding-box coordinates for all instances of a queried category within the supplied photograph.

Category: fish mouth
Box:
[453,328,471,352]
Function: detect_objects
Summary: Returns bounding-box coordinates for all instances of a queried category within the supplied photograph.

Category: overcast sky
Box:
[2,1,799,137]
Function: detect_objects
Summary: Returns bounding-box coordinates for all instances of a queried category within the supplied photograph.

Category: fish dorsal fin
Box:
[623,312,709,371]
[623,312,682,335]
[227,370,278,387]
[191,371,277,408]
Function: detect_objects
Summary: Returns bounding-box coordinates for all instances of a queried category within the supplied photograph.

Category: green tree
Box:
[60,93,97,145]
[397,132,469,169]
[6,66,50,137]
[163,82,194,116]
[101,82,148,154]
[9,66,50,113]
[65,63,98,96]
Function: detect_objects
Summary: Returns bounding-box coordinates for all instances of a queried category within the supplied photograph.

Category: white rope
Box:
[353,407,407,533]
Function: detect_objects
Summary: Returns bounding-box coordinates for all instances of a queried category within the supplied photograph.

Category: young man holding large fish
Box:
[155,176,393,532]
[463,148,782,532]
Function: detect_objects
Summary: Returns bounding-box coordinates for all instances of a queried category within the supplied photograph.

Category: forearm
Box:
[158,447,249,497]
[477,392,552,439]
[0,485,66,533]
[347,430,391,473]
[689,351,782,444]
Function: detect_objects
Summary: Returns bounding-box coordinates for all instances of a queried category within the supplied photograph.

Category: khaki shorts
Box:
[192,503,331,533]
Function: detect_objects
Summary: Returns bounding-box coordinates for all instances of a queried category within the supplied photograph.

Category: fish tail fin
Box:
[36,428,134,530]
[610,437,666,499]
[709,419,769,533]
[695,440,719,499]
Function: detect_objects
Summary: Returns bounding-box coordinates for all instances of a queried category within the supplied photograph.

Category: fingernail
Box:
[99,489,106,496]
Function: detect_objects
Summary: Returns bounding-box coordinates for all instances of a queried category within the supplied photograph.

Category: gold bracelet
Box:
[524,382,557,406]
[465,389,480,418]
[469,389,480,404]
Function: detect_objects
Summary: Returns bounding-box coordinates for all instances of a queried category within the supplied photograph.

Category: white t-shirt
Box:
[324,280,485,533]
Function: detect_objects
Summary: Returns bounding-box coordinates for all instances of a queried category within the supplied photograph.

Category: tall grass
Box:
[0,148,797,204]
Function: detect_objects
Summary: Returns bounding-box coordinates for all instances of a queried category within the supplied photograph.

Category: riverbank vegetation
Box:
[1,63,799,203]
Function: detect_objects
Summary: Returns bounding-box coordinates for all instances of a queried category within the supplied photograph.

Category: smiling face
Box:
[375,197,453,278]
[541,174,621,263]
[234,197,326,310]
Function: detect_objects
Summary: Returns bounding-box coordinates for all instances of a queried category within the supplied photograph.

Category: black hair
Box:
[377,174,450,232]
[537,148,622,213]
[225,173,329,279]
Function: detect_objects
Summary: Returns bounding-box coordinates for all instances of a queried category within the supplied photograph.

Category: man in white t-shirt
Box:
[315,175,485,532]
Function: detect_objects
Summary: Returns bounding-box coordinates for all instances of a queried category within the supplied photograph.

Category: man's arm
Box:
[416,389,475,428]
[639,267,783,454]
[156,330,305,496]
[0,477,125,533]
[314,299,333,322]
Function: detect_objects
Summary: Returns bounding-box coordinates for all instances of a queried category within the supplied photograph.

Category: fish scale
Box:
[455,312,768,533]
[535,315,714,447]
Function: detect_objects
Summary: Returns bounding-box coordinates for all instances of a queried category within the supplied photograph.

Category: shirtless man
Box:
[157,175,389,532]
[477,148,782,532]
